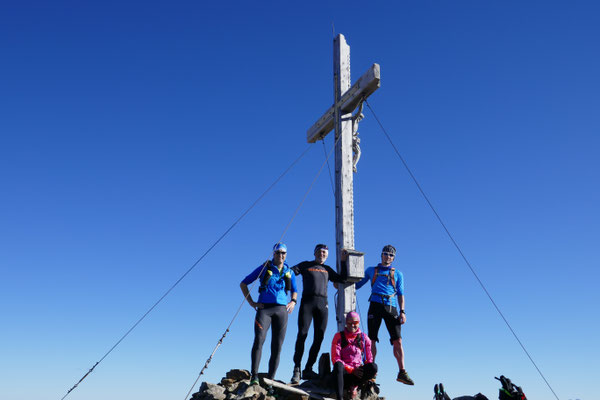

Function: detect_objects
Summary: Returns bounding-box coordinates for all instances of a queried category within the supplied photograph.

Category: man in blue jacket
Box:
[355,244,414,385]
[240,243,298,384]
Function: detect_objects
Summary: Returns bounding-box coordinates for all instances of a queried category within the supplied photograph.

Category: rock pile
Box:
[190,368,383,400]
[190,369,306,400]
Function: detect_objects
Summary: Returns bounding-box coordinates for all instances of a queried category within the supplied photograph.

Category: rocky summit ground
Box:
[190,368,384,400]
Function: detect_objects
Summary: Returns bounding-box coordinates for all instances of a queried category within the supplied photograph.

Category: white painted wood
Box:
[333,34,358,332]
[306,34,380,331]
[307,63,381,143]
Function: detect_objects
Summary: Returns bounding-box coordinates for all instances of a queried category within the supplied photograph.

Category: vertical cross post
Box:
[306,34,380,332]
[333,35,356,331]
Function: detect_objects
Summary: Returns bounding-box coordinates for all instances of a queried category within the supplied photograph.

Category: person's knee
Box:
[390,337,402,347]
[297,321,311,336]
[364,362,378,379]
[314,328,326,341]
[333,361,344,373]
[254,330,268,345]
[369,362,378,374]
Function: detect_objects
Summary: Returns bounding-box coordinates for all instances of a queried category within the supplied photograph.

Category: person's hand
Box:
[286,300,296,313]
[399,312,406,324]
[340,249,348,262]
[249,299,263,310]
[352,367,364,378]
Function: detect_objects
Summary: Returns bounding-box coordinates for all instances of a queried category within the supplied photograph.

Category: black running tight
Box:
[251,304,288,379]
[333,361,378,400]
[293,296,328,369]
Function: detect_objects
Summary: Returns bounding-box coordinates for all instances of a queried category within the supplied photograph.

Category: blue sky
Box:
[1,1,598,400]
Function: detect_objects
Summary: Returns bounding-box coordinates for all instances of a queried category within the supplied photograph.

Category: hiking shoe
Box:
[396,369,414,385]
[250,375,259,386]
[302,368,319,380]
[291,366,301,384]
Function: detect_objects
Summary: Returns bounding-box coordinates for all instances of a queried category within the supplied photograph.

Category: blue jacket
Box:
[242,261,298,305]
[355,264,403,307]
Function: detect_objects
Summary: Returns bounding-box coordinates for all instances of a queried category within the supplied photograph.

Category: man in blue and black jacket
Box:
[240,243,298,384]
[355,244,414,385]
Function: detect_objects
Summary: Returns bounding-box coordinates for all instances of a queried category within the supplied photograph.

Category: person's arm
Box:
[396,271,405,324]
[331,333,356,374]
[354,267,372,290]
[331,333,346,367]
[325,265,345,284]
[240,264,265,310]
[398,294,406,324]
[339,249,350,282]
[240,282,261,309]
[291,261,302,276]
[286,273,298,313]
[363,335,374,364]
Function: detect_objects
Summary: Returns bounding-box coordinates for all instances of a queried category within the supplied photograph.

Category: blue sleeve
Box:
[355,267,373,290]
[241,264,265,285]
[396,271,404,295]
[290,272,298,293]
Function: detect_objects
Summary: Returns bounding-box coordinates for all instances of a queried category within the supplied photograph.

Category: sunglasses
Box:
[275,251,287,255]
[382,252,395,257]
[347,321,360,326]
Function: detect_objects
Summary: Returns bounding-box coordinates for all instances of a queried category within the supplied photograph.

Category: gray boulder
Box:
[195,382,226,400]
[226,383,270,400]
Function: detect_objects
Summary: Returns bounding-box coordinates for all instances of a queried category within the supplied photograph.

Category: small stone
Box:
[221,378,241,392]
[232,381,250,395]
[241,384,267,399]
[226,369,251,381]
[225,381,246,394]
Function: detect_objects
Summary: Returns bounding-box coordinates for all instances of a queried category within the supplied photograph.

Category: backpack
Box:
[369,266,397,304]
[371,266,395,287]
[259,262,292,293]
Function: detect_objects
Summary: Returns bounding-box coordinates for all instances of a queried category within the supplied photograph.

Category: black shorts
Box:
[367,301,401,345]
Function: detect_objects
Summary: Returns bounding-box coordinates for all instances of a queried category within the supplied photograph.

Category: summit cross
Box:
[306,34,380,330]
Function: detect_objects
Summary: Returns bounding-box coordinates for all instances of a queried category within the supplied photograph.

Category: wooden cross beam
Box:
[306,34,381,330]
[307,63,380,143]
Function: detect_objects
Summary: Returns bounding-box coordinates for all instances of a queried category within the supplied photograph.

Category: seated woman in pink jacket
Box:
[331,311,378,400]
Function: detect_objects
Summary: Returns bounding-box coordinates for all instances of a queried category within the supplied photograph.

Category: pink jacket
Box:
[331,329,373,373]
